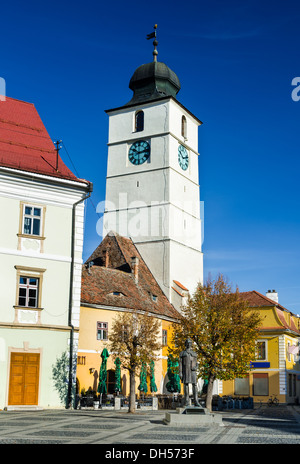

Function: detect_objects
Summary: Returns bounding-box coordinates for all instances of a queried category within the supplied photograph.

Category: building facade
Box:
[78,232,180,396]
[0,97,91,409]
[221,291,300,404]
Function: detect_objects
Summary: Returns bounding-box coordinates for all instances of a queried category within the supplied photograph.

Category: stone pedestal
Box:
[114,397,121,410]
[164,406,222,426]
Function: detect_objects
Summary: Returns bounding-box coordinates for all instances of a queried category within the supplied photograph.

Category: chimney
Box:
[105,248,109,268]
[131,257,139,282]
[266,289,278,303]
[87,261,94,275]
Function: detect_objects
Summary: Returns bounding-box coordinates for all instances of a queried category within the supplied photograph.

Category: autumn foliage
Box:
[170,275,262,411]
[109,309,161,413]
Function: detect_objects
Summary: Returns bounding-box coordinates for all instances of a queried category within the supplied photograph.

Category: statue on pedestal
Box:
[179,338,200,407]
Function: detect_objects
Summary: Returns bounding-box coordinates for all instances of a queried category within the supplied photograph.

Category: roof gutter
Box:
[66,181,93,409]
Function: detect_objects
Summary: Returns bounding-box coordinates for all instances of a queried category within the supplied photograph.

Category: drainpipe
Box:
[67,181,93,409]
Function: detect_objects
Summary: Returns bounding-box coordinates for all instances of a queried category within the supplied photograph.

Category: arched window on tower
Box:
[135,110,144,132]
[181,115,187,138]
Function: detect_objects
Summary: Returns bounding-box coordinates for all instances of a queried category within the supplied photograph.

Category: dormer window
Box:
[135,111,144,132]
[148,292,157,302]
[110,291,125,297]
[181,115,187,138]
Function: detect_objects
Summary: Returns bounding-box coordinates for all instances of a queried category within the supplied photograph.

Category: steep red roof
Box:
[239,290,300,334]
[81,232,180,320]
[0,97,86,183]
[238,290,289,312]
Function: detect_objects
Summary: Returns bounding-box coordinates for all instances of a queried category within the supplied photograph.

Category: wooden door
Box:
[8,353,40,405]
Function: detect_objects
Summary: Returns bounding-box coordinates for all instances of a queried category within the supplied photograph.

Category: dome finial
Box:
[146,24,158,62]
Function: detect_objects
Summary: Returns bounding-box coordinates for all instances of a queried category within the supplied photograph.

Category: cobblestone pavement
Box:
[0,405,300,445]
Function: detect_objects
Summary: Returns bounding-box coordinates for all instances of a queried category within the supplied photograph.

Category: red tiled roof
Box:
[239,290,300,334]
[238,290,289,312]
[173,280,188,291]
[81,232,180,320]
[0,97,87,183]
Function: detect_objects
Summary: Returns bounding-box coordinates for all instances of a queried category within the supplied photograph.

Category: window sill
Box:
[14,306,44,311]
[17,233,46,241]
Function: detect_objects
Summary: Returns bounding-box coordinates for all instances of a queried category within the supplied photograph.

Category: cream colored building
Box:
[0,97,91,409]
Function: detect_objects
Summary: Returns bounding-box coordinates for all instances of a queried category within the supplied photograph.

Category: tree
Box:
[170,275,262,411]
[52,351,77,408]
[109,309,161,413]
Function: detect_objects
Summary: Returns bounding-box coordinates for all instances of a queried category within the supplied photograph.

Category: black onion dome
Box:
[125,61,181,106]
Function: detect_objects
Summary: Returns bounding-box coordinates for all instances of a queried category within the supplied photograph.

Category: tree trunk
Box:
[205,375,215,412]
[129,368,136,413]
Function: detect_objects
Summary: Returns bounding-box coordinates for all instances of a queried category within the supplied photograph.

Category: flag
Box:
[146,32,155,40]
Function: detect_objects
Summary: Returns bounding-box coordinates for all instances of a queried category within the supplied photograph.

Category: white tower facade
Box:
[103,59,203,309]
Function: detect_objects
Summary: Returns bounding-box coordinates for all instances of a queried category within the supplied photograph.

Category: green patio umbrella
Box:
[114,357,121,394]
[97,348,110,395]
[150,360,158,393]
[138,362,148,393]
[166,354,181,393]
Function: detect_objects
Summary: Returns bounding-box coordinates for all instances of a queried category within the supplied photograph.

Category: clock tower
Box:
[103,30,203,309]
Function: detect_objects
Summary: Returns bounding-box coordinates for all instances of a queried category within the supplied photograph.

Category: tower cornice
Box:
[105,95,203,126]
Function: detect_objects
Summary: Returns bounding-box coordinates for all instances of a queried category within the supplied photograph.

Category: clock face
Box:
[178,145,189,171]
[128,140,150,165]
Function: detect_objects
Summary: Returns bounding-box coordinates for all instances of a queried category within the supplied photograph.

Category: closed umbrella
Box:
[97,348,110,403]
[166,354,181,393]
[150,360,157,393]
[138,362,148,394]
[114,357,121,394]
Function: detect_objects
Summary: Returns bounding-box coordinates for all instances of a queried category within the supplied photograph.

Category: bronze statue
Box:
[179,338,201,407]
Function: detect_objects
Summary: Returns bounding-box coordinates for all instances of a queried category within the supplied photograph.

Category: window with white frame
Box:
[18,276,39,308]
[22,205,42,236]
[256,340,267,360]
[97,322,108,340]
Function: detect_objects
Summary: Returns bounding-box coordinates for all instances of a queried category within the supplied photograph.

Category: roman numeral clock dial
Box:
[128,140,150,165]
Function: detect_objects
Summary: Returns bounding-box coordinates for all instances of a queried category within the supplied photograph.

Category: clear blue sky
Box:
[1,0,300,313]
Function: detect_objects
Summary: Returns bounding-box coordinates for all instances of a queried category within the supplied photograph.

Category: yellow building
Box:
[77,232,180,397]
[221,290,300,404]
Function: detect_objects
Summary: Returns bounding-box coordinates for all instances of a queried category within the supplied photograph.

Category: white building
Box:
[103,54,203,310]
[0,97,92,409]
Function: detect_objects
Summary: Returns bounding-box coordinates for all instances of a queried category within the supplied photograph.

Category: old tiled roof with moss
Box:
[81,232,180,320]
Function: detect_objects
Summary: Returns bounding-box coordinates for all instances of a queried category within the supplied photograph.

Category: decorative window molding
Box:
[14,266,46,322]
[17,202,46,252]
[256,340,267,361]
[97,321,108,340]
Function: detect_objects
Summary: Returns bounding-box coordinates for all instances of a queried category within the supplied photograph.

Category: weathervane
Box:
[146,24,158,62]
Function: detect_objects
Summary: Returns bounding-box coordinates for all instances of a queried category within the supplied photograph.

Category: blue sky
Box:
[1,0,300,313]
